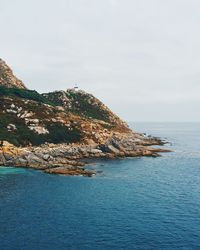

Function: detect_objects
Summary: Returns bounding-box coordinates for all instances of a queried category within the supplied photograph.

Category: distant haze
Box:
[1,0,200,122]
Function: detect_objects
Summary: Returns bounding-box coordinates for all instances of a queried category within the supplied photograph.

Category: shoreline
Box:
[0,132,171,177]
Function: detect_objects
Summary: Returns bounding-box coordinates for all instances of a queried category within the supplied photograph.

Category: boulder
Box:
[99,144,120,154]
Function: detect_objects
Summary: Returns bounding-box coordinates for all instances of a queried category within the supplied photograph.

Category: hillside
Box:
[0,59,131,147]
[0,87,130,147]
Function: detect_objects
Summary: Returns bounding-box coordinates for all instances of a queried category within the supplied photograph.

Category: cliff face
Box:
[0,59,26,89]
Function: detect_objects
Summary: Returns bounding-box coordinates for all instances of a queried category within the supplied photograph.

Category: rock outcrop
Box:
[0,135,170,176]
[0,59,26,89]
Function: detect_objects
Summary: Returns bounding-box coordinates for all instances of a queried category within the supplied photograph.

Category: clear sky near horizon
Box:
[1,0,200,122]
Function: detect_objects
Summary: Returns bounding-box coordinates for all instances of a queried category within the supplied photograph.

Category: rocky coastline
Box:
[0,58,171,176]
[0,132,170,177]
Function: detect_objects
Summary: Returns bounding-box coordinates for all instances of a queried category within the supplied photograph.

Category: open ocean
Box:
[1,122,200,250]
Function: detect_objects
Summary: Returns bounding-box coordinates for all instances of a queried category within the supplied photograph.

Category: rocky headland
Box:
[0,59,170,176]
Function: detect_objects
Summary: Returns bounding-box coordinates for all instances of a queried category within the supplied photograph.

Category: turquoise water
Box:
[0,123,200,249]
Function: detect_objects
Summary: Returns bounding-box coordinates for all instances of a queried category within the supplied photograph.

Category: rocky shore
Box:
[0,132,170,177]
[0,58,171,176]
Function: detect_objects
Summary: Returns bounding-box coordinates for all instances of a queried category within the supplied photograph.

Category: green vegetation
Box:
[0,86,115,147]
[47,123,82,144]
[0,87,83,146]
[0,86,55,106]
[43,90,112,122]
[0,113,36,146]
[41,92,64,106]
[0,113,82,146]
[67,91,110,122]
[46,90,110,122]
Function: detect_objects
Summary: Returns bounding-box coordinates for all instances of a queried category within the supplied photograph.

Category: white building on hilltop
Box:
[74,84,78,90]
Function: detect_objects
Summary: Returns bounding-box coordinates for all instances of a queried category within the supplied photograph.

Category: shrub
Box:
[0,86,56,106]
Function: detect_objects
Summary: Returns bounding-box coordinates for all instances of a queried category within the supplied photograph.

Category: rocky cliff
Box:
[0,59,169,176]
[0,59,26,89]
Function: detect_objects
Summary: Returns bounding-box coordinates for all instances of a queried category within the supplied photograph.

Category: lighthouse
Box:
[74,84,78,91]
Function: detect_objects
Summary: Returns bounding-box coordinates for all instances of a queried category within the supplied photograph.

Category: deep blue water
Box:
[1,122,200,250]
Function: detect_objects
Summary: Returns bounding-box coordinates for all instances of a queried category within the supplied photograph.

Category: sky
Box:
[1,0,200,122]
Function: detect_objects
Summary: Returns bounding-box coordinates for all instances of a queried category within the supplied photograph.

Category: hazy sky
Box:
[1,0,200,121]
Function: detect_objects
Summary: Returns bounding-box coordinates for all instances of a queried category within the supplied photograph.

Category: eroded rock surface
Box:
[0,133,170,176]
[0,59,26,89]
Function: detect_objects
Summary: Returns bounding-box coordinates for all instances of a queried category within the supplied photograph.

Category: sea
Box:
[0,122,200,250]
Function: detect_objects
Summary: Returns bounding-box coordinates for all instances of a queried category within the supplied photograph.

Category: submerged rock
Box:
[45,166,95,177]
